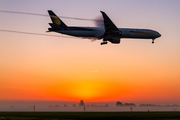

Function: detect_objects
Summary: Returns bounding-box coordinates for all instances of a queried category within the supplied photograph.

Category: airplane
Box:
[47,10,161,45]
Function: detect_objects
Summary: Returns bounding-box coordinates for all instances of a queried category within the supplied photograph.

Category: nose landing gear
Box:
[152,39,155,44]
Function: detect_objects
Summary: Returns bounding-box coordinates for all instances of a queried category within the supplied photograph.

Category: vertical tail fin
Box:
[48,10,68,29]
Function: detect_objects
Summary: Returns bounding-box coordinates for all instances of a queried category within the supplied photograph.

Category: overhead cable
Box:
[0,10,101,22]
[0,29,73,38]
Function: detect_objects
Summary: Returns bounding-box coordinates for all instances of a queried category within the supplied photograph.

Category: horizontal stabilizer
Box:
[49,23,62,30]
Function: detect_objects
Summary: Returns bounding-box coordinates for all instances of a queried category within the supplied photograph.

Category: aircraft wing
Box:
[100,11,120,34]
[100,11,121,45]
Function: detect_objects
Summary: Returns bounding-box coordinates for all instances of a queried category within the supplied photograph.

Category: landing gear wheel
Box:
[152,39,155,44]
[101,41,108,45]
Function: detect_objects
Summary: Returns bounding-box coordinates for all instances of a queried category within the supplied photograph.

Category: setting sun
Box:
[45,81,126,101]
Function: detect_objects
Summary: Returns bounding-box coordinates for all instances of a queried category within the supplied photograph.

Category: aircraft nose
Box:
[157,32,161,38]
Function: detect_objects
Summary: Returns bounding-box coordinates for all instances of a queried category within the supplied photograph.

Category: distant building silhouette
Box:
[11,105,15,108]
[105,104,109,107]
[139,104,160,107]
[79,100,85,106]
[124,103,136,106]
[165,104,179,107]
[54,105,59,107]
[91,104,95,107]
[116,101,123,106]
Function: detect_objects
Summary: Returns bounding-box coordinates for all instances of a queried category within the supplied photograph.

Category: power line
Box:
[0,10,101,22]
[0,29,73,38]
[0,10,102,39]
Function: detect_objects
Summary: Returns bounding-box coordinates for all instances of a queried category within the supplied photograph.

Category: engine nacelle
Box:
[110,38,121,44]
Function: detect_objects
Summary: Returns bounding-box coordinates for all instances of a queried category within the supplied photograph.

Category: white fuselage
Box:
[55,27,161,40]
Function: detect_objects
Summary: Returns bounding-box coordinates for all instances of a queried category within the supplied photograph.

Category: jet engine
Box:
[110,38,121,44]
[101,38,120,45]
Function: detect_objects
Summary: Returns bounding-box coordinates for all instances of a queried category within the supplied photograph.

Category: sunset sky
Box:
[0,0,180,104]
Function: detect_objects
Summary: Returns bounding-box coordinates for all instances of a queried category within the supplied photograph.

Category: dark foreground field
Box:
[0,112,180,120]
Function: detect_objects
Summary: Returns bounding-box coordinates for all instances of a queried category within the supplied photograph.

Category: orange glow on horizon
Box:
[45,81,127,101]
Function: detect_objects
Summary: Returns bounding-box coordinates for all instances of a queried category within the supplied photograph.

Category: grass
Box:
[0,112,180,120]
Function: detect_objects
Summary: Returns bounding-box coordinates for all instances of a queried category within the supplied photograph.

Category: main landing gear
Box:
[101,41,108,45]
[152,39,155,44]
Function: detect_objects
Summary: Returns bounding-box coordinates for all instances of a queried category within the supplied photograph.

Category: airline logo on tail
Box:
[51,16,61,25]
[48,10,68,29]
